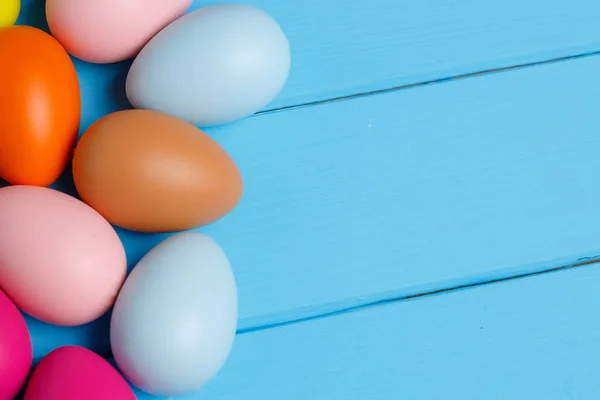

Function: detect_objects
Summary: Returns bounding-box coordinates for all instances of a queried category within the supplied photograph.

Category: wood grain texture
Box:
[17,0,600,115]
[28,53,600,360]
[130,263,600,400]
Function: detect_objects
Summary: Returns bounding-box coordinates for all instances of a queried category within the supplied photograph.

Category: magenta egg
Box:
[24,346,136,400]
[0,288,32,399]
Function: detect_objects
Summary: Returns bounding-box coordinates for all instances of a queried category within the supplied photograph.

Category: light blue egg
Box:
[110,232,237,397]
[126,4,290,127]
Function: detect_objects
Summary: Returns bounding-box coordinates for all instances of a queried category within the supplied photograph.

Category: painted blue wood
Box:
[131,263,600,400]
[17,0,600,113]
[26,53,600,361]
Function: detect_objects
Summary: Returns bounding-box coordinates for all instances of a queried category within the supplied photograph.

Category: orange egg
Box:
[0,26,80,186]
[73,110,243,233]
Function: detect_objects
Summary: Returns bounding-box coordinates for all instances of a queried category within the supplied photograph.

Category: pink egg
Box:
[24,346,136,400]
[46,0,192,63]
[0,185,127,326]
[0,289,32,399]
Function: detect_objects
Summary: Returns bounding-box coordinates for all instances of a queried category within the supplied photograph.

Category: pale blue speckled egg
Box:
[126,4,290,127]
[110,232,238,397]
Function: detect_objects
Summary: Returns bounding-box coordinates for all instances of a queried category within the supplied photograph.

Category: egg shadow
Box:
[17,0,50,32]
[49,160,79,199]
[0,162,78,197]
[14,382,26,400]
[110,60,134,112]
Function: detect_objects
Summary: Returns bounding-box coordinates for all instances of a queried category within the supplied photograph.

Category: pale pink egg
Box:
[0,289,32,399]
[24,346,136,400]
[0,185,127,326]
[46,0,192,63]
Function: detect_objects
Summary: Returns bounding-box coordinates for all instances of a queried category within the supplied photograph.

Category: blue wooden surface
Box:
[12,0,600,399]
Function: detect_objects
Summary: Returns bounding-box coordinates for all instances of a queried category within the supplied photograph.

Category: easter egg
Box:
[0,289,32,399]
[46,0,192,63]
[0,0,19,27]
[0,26,80,186]
[24,346,136,400]
[72,109,243,233]
[0,186,127,326]
[126,4,290,127]
[111,232,237,396]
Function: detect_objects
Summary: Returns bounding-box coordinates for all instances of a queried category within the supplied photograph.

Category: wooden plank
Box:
[132,263,600,400]
[17,0,600,114]
[27,54,600,359]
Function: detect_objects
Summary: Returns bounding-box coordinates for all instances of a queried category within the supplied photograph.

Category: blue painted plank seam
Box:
[237,255,600,335]
[257,49,600,116]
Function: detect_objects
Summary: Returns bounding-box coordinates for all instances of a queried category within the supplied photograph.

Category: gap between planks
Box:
[238,255,600,334]
[257,49,600,116]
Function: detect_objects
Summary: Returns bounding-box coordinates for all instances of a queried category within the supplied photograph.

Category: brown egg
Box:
[72,110,243,233]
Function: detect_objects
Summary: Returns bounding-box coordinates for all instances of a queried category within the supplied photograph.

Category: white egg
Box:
[110,232,237,396]
[126,4,290,127]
